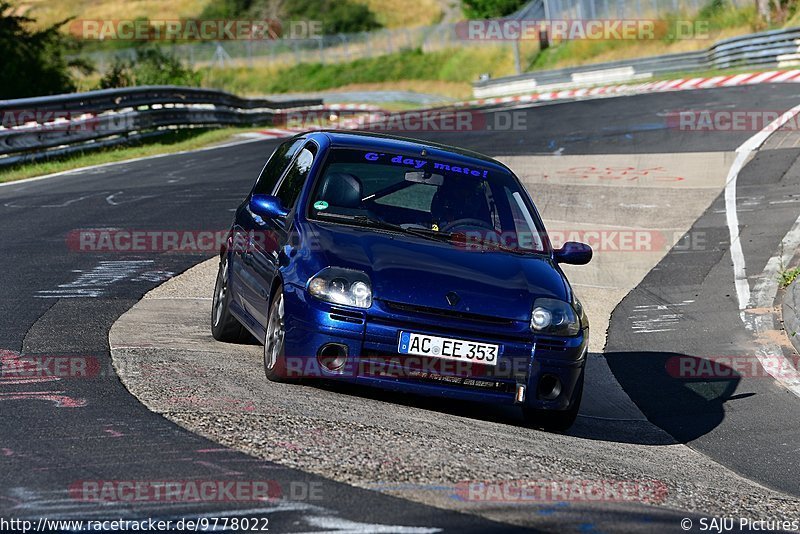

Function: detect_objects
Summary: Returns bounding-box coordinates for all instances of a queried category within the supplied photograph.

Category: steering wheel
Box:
[441,218,495,232]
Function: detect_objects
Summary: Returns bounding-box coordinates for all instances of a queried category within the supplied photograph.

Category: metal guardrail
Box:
[0,86,323,167]
[473,26,800,98]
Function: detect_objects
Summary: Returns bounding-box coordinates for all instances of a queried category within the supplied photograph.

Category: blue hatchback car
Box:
[212,131,592,430]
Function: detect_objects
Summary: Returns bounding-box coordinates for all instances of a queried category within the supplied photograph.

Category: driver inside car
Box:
[429,177,494,232]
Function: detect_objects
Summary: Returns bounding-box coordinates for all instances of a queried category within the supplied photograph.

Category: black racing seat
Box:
[430,179,492,227]
[317,172,364,208]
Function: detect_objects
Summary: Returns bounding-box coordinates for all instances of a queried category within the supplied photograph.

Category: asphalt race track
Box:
[1,83,800,532]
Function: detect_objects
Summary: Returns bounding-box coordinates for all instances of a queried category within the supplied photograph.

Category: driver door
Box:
[239,142,317,335]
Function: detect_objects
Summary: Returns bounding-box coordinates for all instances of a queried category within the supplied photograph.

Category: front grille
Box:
[329,307,365,324]
[536,338,568,352]
[381,300,515,326]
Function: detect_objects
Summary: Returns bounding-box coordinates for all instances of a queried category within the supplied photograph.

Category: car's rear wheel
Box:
[264,285,295,382]
[522,370,584,432]
[211,255,249,342]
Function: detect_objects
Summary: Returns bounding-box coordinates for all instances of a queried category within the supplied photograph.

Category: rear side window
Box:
[253,139,305,195]
[275,144,317,210]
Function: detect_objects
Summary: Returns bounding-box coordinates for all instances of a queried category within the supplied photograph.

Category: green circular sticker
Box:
[313,200,329,210]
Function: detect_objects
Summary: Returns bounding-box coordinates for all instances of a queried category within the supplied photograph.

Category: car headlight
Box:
[530,297,581,336]
[307,267,372,308]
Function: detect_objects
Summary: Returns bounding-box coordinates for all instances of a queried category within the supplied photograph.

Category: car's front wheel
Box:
[211,255,248,343]
[522,370,584,432]
[263,285,295,382]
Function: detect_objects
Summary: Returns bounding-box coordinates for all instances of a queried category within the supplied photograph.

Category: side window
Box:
[253,139,305,195]
[275,144,316,210]
[505,187,543,252]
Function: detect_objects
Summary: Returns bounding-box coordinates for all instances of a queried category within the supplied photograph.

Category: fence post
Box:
[341,34,349,61]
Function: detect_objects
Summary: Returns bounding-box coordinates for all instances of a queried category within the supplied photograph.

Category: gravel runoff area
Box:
[109,258,800,531]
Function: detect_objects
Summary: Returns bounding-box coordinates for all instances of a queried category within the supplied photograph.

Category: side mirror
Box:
[554,241,592,265]
[250,194,288,220]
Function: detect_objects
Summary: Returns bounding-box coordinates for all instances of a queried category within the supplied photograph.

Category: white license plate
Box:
[398,332,500,366]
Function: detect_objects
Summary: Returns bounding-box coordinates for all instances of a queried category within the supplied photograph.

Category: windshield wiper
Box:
[478,239,535,255]
[314,213,452,243]
[354,216,457,243]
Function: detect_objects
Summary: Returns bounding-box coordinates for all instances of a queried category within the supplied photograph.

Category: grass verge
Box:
[203,46,519,96]
[0,127,255,184]
[527,5,760,72]
[780,266,800,289]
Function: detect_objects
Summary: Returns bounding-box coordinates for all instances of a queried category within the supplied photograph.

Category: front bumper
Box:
[282,283,587,411]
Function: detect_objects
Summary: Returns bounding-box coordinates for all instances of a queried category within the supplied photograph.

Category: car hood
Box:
[304,222,569,321]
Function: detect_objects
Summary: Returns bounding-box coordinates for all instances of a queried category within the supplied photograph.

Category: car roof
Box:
[298,130,514,175]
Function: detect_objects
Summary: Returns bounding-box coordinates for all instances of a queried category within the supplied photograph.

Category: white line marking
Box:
[724,103,800,310]
[724,103,800,398]
[725,150,752,309]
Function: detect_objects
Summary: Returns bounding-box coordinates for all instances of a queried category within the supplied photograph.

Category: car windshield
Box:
[307,148,546,253]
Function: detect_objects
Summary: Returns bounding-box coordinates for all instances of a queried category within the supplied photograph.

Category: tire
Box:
[211,255,249,343]
[263,284,296,383]
[522,370,584,432]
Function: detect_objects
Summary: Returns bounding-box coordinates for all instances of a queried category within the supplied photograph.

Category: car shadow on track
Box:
[604,351,741,444]
[303,365,716,446]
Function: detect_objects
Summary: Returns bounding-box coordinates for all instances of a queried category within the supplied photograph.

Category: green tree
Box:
[0,1,90,98]
[98,46,200,89]
[286,0,381,34]
[201,0,381,35]
[462,0,528,18]
[200,0,256,19]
